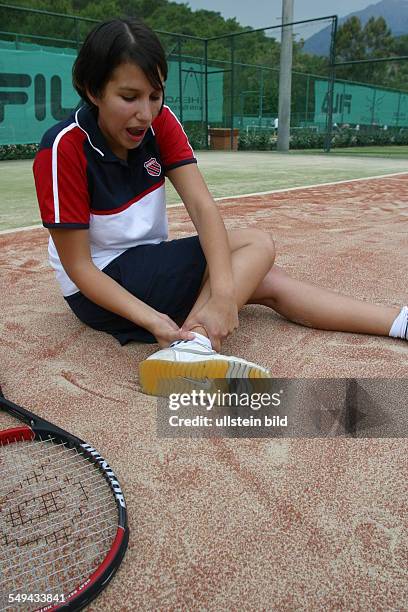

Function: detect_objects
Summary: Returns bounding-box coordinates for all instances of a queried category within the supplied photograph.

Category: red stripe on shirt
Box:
[90,178,165,215]
[34,129,90,226]
[152,106,196,169]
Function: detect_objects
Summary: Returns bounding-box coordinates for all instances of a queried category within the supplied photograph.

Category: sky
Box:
[173,0,378,36]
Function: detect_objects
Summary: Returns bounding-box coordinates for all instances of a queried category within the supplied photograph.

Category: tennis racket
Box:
[0,385,129,611]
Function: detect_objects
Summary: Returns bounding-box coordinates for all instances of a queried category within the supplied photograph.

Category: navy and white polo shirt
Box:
[33,104,196,296]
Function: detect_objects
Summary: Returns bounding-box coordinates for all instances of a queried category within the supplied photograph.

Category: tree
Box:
[364,16,393,58]
[336,16,365,63]
[335,16,395,85]
[2,0,405,125]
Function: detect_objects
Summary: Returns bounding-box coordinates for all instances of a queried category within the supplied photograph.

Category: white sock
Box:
[191,331,213,349]
[389,306,408,340]
[171,331,213,350]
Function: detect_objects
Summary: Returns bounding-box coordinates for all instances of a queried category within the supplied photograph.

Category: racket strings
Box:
[2,533,116,610]
[1,515,117,603]
[1,449,113,547]
[0,438,120,611]
[1,505,118,572]
[1,478,112,544]
[0,436,80,463]
[4,527,116,592]
[0,439,100,492]
[0,469,112,519]
[2,547,111,612]
[0,498,116,560]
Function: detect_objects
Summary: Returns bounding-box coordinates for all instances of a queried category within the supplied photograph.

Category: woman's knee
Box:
[255,265,291,303]
[251,229,275,267]
[227,228,275,263]
[260,230,275,262]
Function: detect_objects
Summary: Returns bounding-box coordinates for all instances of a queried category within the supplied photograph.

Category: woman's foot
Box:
[139,334,270,396]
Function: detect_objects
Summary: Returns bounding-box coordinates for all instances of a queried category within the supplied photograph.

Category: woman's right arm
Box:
[50,228,193,346]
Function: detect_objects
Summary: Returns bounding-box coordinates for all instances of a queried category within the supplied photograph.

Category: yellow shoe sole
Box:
[139,358,269,396]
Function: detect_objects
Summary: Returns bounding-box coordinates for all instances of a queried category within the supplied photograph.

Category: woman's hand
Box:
[182,296,238,352]
[149,312,195,348]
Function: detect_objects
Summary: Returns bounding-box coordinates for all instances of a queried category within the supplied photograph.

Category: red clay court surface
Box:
[1,175,407,610]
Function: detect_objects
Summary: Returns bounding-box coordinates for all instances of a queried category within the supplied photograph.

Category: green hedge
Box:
[183,123,208,150]
[238,128,408,151]
[0,143,38,160]
[290,130,326,150]
[2,127,408,159]
[0,128,209,159]
[331,128,408,147]
[238,132,275,151]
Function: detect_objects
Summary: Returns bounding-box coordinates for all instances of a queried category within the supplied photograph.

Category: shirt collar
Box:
[74,104,154,164]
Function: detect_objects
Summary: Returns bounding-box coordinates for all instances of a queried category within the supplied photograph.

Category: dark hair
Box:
[73,18,167,107]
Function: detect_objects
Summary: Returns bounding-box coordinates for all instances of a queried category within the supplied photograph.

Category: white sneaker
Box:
[139,336,270,396]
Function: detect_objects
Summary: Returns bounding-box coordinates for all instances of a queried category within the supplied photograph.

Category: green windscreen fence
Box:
[314,79,408,129]
[0,43,223,145]
[2,40,408,146]
[166,61,222,122]
[234,76,408,133]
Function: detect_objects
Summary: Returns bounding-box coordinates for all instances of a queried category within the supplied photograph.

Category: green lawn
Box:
[1,151,408,232]
[298,146,408,158]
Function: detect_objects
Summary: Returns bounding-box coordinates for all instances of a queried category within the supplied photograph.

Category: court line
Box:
[1,170,407,235]
[167,170,408,208]
[0,223,43,235]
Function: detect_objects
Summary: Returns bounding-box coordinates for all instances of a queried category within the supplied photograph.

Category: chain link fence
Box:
[1,3,407,155]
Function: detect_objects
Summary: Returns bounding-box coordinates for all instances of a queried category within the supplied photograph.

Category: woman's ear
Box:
[85,88,99,107]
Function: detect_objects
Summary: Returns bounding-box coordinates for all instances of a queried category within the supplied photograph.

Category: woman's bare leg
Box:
[185,229,398,338]
[249,264,398,336]
[184,228,275,333]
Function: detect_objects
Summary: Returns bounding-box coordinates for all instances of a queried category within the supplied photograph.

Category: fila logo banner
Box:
[144,157,162,177]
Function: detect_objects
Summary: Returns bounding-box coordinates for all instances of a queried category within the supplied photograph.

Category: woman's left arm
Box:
[167,163,238,349]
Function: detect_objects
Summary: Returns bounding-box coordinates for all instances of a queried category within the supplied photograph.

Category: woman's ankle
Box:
[188,325,209,339]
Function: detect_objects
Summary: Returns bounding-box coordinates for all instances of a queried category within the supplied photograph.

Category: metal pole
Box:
[371,88,377,128]
[204,39,209,149]
[396,91,401,128]
[259,67,264,119]
[230,36,235,150]
[277,0,294,151]
[324,16,338,152]
[305,75,310,123]
[177,38,183,124]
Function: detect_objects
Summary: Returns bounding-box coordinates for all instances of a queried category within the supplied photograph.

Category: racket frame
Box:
[0,391,129,611]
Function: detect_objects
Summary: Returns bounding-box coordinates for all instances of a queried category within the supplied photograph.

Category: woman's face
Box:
[88,62,163,160]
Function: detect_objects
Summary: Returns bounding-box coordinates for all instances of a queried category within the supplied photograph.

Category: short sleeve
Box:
[33,128,90,229]
[152,105,197,172]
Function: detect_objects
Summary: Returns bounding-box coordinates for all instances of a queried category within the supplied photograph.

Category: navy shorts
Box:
[65,236,207,345]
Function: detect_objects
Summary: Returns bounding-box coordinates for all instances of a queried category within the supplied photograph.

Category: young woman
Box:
[33,18,407,395]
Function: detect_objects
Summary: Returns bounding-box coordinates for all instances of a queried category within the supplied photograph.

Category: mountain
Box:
[303,0,408,55]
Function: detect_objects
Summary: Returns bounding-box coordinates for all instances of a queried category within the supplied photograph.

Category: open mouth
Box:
[126,127,146,139]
